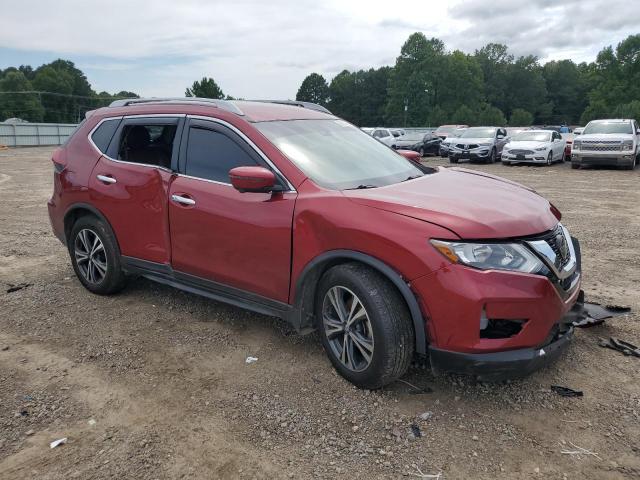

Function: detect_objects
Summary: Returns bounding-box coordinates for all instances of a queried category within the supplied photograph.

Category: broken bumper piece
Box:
[429,327,574,382]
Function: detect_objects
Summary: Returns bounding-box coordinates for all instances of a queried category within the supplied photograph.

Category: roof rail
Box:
[108,97,244,116]
[250,100,332,115]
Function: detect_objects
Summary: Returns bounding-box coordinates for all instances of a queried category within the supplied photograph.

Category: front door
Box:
[168,118,296,303]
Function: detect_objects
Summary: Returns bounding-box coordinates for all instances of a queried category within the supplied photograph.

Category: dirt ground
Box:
[0,146,638,479]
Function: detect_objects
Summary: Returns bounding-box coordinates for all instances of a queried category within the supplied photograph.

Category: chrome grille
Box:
[509,149,534,155]
[581,140,622,151]
[526,224,576,282]
[455,143,479,149]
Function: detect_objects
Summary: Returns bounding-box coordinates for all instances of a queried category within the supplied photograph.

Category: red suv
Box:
[48,98,582,389]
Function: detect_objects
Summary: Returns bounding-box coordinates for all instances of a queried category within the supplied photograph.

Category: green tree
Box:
[32,65,74,122]
[580,99,609,125]
[0,71,44,122]
[474,43,512,114]
[542,60,587,124]
[504,55,550,122]
[452,104,475,125]
[296,73,329,106]
[185,77,224,99]
[612,100,640,121]
[385,33,446,126]
[509,108,533,126]
[477,104,506,125]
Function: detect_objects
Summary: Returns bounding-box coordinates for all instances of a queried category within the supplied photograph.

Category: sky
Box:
[1,0,638,99]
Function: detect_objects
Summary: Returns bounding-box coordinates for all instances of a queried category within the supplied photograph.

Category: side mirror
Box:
[229,166,279,193]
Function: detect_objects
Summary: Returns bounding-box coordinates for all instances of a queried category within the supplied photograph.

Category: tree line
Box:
[2,32,638,126]
[0,60,139,123]
[295,33,640,127]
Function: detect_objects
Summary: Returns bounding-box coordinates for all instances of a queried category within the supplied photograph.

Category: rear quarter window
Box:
[91,119,121,153]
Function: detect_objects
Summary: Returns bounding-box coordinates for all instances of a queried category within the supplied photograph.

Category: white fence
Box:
[0,122,79,147]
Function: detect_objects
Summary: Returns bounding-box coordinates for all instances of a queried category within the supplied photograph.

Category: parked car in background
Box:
[371,128,397,148]
[48,97,583,388]
[506,127,527,138]
[448,126,508,163]
[396,149,421,163]
[571,119,639,170]
[391,129,406,138]
[438,128,466,157]
[502,130,566,165]
[573,127,584,136]
[394,131,441,156]
[361,127,374,135]
[434,124,468,140]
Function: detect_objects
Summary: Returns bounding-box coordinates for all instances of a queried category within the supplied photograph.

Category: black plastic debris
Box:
[566,291,631,328]
[410,423,422,438]
[6,283,31,293]
[599,337,640,358]
[551,385,583,397]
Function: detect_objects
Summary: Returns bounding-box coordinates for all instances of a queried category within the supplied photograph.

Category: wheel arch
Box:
[290,250,428,355]
[63,203,120,251]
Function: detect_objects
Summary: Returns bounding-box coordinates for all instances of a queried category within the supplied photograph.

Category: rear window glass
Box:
[91,119,121,153]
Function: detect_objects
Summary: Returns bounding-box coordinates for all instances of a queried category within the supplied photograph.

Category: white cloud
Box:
[1,0,638,98]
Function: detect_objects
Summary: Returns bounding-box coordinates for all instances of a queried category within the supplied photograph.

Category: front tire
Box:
[547,151,553,166]
[315,263,414,390]
[68,216,126,295]
[488,148,496,164]
[449,156,458,164]
[571,162,580,170]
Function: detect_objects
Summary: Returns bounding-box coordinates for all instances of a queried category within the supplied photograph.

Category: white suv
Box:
[371,128,397,148]
[571,119,639,170]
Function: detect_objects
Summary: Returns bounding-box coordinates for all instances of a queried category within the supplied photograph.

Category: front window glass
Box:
[256,119,425,190]
[583,121,632,135]
[459,127,496,138]
[513,132,552,142]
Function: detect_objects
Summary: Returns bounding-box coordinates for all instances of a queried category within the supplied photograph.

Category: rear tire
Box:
[315,263,414,390]
[487,148,496,164]
[571,162,580,170]
[68,216,127,295]
[449,156,458,164]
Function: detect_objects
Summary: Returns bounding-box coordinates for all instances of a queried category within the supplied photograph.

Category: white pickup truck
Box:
[571,119,639,170]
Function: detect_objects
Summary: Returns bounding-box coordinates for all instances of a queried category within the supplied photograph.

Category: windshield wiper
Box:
[403,175,423,182]
[346,184,378,190]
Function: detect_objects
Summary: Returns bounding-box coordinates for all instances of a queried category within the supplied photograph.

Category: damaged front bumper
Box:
[428,289,624,381]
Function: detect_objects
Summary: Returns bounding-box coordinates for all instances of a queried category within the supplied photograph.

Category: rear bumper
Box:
[429,325,573,381]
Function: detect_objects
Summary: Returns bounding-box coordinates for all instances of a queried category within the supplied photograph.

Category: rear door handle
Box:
[96,174,116,184]
[171,194,196,206]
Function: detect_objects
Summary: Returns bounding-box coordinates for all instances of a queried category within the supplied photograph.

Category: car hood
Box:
[506,141,549,149]
[343,167,557,239]
[579,133,634,141]
[395,139,422,146]
[453,137,492,145]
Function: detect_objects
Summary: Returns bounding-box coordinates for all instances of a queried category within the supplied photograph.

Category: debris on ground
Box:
[419,411,433,421]
[551,385,584,397]
[410,423,422,438]
[560,441,601,460]
[245,356,258,364]
[409,465,442,478]
[6,282,32,293]
[88,419,97,426]
[397,379,433,394]
[49,437,67,449]
[598,337,640,358]
[571,297,631,328]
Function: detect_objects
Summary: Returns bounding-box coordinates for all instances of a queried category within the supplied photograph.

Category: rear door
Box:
[168,117,296,302]
[89,115,184,264]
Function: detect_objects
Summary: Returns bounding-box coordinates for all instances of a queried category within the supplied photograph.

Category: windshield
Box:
[583,121,632,135]
[513,132,551,142]
[401,133,424,141]
[435,126,456,134]
[256,119,425,190]
[460,127,496,138]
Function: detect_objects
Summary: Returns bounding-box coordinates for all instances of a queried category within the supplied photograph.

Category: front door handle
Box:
[171,194,196,206]
[97,174,116,184]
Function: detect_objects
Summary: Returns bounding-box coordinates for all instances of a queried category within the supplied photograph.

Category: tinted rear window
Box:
[91,119,121,153]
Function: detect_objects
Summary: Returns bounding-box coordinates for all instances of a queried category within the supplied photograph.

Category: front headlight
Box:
[622,140,633,151]
[534,146,547,151]
[573,140,581,150]
[430,240,544,273]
